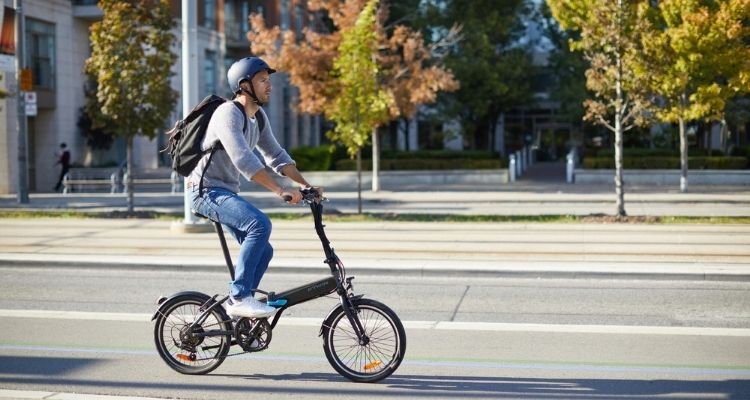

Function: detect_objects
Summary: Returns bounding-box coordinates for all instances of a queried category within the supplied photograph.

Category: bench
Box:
[63,168,182,194]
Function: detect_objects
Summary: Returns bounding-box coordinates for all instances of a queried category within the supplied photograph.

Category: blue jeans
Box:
[191,187,273,299]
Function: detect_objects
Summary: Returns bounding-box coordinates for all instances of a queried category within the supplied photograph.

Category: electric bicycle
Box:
[152,188,406,383]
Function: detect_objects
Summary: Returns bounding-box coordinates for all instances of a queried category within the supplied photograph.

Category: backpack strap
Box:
[255,108,266,133]
[197,101,250,195]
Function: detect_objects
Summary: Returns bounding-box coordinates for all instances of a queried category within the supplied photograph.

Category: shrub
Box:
[582,156,747,169]
[289,145,335,171]
[335,158,504,170]
[380,150,500,160]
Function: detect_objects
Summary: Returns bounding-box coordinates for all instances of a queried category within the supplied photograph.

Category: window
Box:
[25,18,55,90]
[202,0,216,29]
[204,50,216,98]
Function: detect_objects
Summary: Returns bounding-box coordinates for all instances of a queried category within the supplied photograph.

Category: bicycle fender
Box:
[318,295,364,337]
[151,291,212,321]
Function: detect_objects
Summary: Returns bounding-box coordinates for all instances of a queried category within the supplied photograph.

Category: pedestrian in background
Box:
[54,142,70,192]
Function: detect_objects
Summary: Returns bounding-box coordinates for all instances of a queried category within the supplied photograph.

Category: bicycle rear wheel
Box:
[322,298,406,383]
[153,293,231,374]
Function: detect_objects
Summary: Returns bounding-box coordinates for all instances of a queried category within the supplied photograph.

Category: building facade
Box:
[0,0,322,194]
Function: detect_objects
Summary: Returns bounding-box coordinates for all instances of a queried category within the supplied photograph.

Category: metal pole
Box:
[182,0,198,224]
[14,0,28,203]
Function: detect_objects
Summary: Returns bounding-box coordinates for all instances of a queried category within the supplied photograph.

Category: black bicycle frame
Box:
[205,188,368,342]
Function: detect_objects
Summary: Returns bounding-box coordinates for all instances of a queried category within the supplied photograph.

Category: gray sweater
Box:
[188,102,294,193]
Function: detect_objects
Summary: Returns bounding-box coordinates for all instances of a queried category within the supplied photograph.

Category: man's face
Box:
[246,70,272,103]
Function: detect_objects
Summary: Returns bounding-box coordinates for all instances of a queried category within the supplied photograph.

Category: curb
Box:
[4,257,749,282]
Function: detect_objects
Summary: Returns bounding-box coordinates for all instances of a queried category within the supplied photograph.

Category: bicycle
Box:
[152,187,406,383]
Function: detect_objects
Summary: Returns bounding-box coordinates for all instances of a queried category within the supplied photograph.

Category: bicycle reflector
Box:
[364,360,382,371]
[176,354,194,362]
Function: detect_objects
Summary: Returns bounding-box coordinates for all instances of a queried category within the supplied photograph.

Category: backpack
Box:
[163,94,266,185]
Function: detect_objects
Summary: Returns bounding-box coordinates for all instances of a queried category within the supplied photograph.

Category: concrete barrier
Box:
[575,169,750,185]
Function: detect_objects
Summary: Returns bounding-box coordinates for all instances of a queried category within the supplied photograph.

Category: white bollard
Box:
[509,154,516,182]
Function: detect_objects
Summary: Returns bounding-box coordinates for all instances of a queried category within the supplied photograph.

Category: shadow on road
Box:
[1,355,749,399]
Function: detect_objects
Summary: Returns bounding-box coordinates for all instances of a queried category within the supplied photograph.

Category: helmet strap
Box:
[240,81,264,106]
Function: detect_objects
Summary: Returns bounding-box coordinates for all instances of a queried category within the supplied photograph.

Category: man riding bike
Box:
[189,57,319,319]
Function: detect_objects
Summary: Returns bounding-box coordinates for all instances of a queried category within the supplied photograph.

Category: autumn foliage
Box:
[246,0,458,121]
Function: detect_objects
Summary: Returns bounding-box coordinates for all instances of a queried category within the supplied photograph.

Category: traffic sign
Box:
[23,91,37,116]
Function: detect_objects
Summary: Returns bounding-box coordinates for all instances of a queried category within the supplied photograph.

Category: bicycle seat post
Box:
[213,221,235,281]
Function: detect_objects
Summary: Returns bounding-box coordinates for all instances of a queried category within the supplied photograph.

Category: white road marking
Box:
[1,309,749,337]
[0,389,163,400]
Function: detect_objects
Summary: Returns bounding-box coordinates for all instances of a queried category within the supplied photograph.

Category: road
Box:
[1,266,749,399]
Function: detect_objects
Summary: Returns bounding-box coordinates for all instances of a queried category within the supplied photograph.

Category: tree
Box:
[329,0,391,212]
[423,0,534,151]
[548,0,652,217]
[538,2,588,126]
[85,0,177,213]
[248,0,457,193]
[635,0,750,193]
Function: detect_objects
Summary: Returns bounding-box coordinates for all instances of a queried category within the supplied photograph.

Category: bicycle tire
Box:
[153,293,231,375]
[322,298,406,383]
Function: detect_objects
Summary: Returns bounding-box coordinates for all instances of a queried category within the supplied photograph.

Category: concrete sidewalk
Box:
[1,217,748,281]
[1,182,750,216]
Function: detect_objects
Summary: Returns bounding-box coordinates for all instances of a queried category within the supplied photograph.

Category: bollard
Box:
[527,146,533,167]
[110,172,118,194]
[515,151,522,177]
[171,171,181,194]
[520,147,527,173]
[509,154,516,182]
[566,152,575,183]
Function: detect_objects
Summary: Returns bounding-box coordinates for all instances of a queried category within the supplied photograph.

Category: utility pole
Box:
[174,0,204,231]
[14,0,28,204]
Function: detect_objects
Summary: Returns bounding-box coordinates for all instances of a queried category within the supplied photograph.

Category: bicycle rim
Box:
[155,298,230,374]
[327,302,403,381]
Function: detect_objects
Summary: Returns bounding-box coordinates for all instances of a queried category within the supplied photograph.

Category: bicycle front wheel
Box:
[322,298,406,383]
[153,293,231,375]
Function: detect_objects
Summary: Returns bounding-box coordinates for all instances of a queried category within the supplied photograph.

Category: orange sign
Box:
[20,69,32,91]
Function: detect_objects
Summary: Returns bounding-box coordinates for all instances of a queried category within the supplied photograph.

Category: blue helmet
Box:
[227,57,276,94]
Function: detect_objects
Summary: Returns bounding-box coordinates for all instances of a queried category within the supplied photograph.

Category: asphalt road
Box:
[1,266,749,399]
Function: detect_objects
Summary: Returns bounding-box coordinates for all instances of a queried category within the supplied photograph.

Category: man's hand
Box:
[279,187,303,204]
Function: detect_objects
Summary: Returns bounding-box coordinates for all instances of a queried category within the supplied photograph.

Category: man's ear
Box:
[240,80,252,92]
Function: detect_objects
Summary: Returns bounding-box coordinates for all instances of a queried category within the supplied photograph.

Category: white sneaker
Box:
[226,296,278,319]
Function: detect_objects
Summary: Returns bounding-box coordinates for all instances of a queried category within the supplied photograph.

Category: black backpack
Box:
[163,95,265,189]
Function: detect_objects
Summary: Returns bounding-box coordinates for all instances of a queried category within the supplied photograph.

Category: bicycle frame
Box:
[203,188,368,341]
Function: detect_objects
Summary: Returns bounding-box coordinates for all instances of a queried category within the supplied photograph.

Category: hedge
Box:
[380,150,500,160]
[583,156,748,169]
[335,158,504,171]
[593,148,725,157]
[289,146,335,171]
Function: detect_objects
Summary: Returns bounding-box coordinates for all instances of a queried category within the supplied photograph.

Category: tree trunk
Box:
[356,149,362,214]
[679,116,688,193]
[371,128,380,192]
[126,136,134,215]
[614,3,626,217]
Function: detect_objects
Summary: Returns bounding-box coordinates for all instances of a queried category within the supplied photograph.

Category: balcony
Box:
[71,0,103,19]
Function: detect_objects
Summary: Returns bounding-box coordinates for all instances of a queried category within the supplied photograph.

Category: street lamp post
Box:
[14,0,28,204]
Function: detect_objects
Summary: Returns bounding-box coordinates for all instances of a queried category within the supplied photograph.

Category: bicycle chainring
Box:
[234,318,272,352]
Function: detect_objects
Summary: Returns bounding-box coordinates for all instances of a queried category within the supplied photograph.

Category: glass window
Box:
[203,0,216,29]
[25,18,55,90]
[204,50,216,98]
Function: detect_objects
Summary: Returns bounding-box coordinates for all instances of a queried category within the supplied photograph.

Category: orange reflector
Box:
[364,360,382,370]
[175,354,192,362]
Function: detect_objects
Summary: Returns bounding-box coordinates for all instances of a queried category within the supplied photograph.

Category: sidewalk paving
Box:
[2,182,750,216]
[1,214,748,281]
[1,181,748,280]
